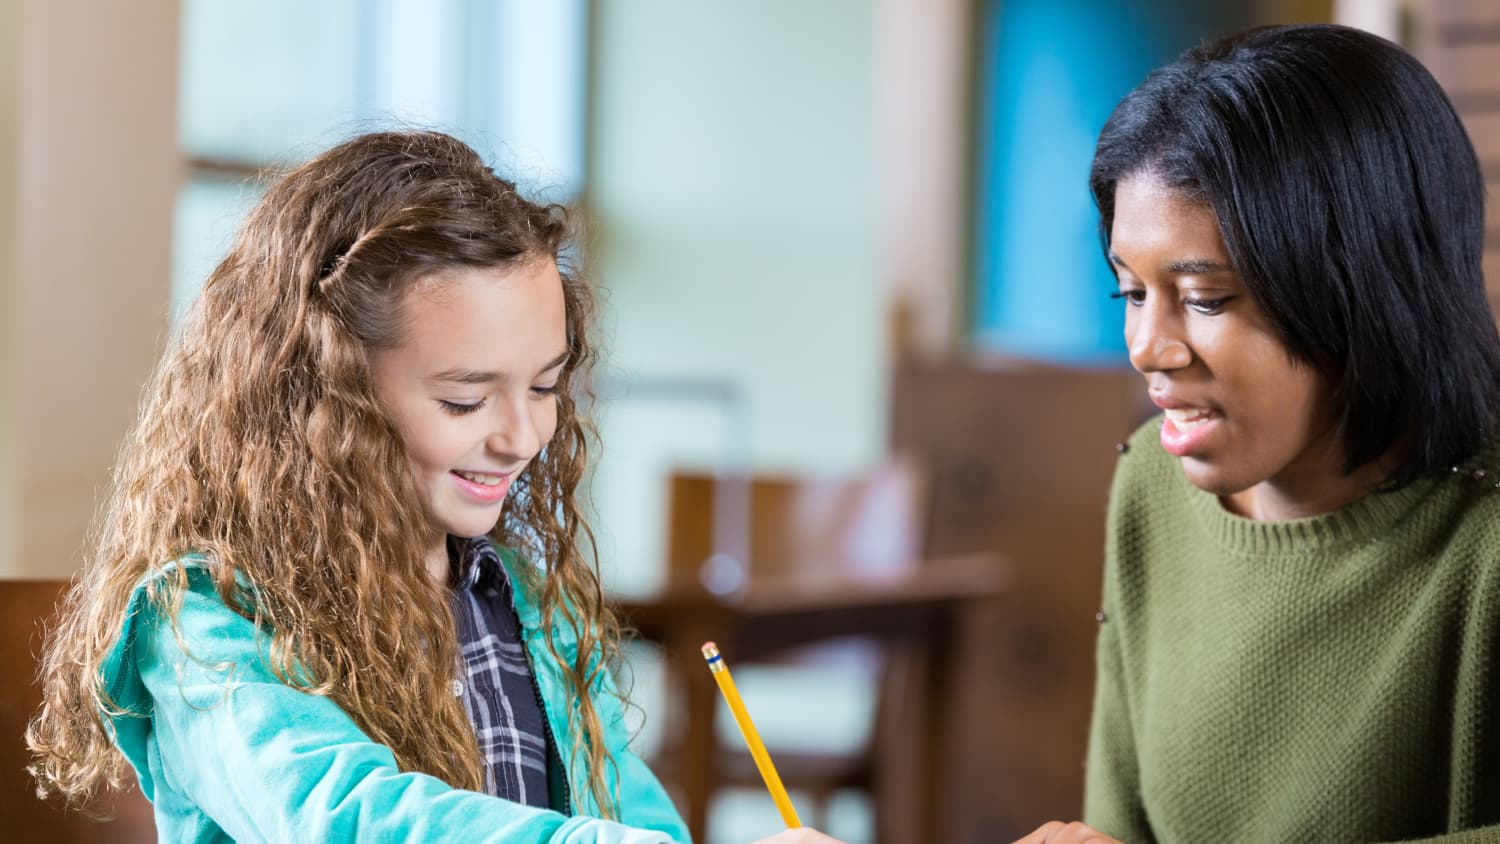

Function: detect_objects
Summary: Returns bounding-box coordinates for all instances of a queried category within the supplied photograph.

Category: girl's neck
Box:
[425,536,450,587]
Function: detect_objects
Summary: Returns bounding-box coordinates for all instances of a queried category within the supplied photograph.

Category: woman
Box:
[1020,24,1500,843]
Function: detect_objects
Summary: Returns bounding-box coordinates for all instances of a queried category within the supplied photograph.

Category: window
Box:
[173,0,587,316]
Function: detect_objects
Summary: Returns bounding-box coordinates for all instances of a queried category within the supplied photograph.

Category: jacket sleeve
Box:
[126,568,674,844]
[591,654,692,842]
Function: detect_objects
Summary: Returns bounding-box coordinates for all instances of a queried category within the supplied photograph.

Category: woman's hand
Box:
[1012,820,1123,844]
[751,828,848,844]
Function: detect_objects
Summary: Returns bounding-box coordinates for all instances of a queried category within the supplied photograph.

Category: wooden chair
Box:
[889,358,1150,841]
[621,459,1006,843]
[0,580,156,841]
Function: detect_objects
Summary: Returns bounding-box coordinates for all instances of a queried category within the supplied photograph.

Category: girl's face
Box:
[1110,173,1367,520]
[370,260,567,560]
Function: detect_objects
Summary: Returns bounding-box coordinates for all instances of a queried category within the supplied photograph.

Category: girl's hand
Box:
[751,829,848,844]
[1012,820,1123,844]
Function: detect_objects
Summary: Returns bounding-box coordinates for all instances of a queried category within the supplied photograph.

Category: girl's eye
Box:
[1109,289,1145,306]
[531,384,560,398]
[439,399,486,416]
[1185,296,1232,315]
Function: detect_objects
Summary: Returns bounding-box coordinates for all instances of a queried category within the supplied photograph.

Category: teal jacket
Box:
[100,553,690,843]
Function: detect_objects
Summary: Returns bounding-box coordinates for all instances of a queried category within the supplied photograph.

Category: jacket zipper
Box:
[513,600,573,816]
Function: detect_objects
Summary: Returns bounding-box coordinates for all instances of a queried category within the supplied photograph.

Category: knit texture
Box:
[1084,418,1500,843]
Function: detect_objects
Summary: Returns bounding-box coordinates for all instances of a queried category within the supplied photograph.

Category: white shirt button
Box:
[451,680,465,697]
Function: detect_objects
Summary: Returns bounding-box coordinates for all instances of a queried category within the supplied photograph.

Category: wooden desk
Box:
[616,551,1007,843]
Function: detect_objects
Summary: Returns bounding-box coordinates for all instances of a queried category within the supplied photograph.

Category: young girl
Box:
[1017,25,1500,843]
[27,131,841,844]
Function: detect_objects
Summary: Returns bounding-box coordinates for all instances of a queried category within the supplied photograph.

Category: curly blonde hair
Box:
[27,130,623,817]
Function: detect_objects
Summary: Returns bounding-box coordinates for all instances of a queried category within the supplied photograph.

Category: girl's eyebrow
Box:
[430,369,498,385]
[429,351,570,385]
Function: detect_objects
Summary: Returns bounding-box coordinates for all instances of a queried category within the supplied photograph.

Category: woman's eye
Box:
[1109,289,1146,306]
[531,384,560,398]
[439,399,486,416]
[1185,296,1232,315]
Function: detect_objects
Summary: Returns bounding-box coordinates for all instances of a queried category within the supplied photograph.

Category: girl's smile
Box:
[450,469,514,504]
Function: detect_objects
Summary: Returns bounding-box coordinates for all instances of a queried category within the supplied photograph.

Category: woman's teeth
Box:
[457,471,504,486]
[1163,407,1215,430]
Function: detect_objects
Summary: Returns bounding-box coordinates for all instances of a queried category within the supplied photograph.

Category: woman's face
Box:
[1110,172,1364,520]
[369,259,568,559]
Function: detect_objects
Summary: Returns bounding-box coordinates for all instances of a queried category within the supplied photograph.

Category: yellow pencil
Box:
[700,641,802,828]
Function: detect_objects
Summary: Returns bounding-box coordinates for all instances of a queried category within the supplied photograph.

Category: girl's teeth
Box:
[458,471,502,486]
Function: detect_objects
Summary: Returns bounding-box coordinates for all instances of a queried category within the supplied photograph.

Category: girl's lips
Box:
[450,470,511,504]
[1159,411,1221,457]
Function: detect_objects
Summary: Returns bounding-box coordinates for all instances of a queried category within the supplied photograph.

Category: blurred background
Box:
[3,0,1497,842]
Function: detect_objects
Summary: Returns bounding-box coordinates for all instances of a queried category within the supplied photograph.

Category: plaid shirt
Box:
[448,536,552,806]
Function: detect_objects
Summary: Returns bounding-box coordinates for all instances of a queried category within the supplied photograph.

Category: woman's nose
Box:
[1127,303,1192,373]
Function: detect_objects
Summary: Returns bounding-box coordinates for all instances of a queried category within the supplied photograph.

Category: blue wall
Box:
[971,0,1247,365]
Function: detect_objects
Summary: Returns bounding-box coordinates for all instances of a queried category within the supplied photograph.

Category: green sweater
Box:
[1084,418,1500,843]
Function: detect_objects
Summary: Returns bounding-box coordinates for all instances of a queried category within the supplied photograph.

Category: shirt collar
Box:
[450,534,505,591]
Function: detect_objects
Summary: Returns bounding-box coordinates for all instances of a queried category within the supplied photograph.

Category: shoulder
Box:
[1423,446,1500,584]
[101,556,263,708]
[98,556,264,795]
[1101,416,1201,613]
[1108,415,1183,517]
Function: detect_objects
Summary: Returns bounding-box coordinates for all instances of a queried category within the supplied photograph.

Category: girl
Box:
[1019,24,1500,844]
[27,130,840,844]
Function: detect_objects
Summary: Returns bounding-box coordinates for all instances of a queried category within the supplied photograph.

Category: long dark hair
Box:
[1091,24,1500,487]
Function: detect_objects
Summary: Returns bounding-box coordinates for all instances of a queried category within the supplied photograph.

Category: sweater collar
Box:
[1185,468,1441,556]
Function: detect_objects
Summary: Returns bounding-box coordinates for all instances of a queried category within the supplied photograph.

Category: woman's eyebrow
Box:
[1108,250,1230,275]
[1167,258,1233,274]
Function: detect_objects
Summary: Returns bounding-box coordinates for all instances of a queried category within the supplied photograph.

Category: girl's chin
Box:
[432,507,504,543]
[446,520,502,540]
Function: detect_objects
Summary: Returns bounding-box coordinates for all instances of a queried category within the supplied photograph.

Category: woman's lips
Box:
[1159,407,1220,457]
